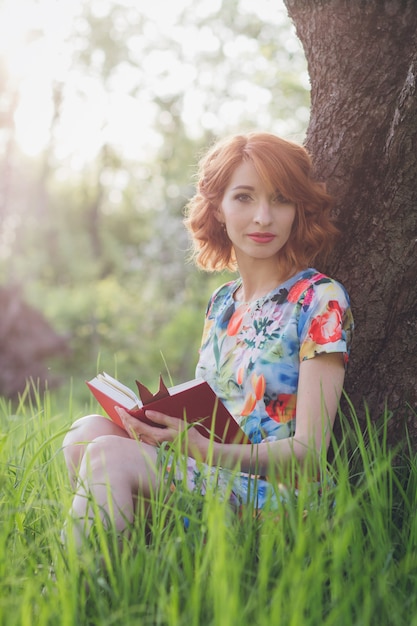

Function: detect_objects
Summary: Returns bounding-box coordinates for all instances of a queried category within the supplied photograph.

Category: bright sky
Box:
[0,0,308,169]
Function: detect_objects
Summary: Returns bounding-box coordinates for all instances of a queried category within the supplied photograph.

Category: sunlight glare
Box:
[14,77,54,156]
[0,0,80,155]
[0,0,307,166]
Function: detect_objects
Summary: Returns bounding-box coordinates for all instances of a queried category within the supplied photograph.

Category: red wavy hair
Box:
[184,132,339,273]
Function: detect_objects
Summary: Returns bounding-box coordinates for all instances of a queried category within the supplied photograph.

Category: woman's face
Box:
[218,160,296,266]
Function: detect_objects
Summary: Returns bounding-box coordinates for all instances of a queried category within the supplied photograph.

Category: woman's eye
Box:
[274,193,290,204]
[235,193,251,202]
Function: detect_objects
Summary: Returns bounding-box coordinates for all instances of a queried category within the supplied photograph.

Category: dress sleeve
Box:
[298,279,354,365]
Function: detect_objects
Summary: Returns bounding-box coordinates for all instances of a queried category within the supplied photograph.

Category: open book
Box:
[86,373,249,444]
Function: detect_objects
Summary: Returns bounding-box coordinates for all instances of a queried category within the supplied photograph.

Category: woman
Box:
[63,132,353,543]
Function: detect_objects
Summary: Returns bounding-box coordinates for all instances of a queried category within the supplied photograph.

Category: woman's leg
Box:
[62,414,129,488]
[62,415,160,548]
[68,435,159,547]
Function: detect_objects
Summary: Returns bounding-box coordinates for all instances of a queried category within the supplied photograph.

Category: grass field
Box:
[1,389,416,626]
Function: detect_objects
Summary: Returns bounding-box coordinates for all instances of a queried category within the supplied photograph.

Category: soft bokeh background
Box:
[0,0,309,407]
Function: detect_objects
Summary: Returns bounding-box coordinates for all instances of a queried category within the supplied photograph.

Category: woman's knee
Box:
[62,414,127,478]
[63,414,125,447]
[80,435,160,495]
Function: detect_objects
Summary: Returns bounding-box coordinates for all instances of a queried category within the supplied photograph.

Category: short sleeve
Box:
[298,278,354,365]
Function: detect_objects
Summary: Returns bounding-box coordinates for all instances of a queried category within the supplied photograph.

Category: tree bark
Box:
[284,0,417,444]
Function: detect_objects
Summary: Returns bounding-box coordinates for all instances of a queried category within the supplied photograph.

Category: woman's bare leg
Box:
[62,414,130,488]
[62,415,161,548]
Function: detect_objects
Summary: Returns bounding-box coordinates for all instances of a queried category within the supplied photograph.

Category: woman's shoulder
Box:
[204,279,240,316]
[209,279,240,302]
[288,268,350,303]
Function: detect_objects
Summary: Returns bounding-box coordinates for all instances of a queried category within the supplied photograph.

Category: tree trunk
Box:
[284,0,417,445]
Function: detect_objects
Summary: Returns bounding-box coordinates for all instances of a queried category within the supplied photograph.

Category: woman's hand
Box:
[114,407,209,459]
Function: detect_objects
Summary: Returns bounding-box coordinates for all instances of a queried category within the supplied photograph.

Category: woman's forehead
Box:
[231,162,291,197]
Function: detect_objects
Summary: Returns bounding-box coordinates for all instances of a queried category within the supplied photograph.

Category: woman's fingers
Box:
[114,406,208,460]
[114,406,180,445]
[144,410,183,431]
[114,406,142,439]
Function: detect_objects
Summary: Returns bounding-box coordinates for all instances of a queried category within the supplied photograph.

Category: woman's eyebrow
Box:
[231,185,255,191]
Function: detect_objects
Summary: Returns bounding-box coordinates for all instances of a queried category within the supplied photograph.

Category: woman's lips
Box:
[247,233,276,243]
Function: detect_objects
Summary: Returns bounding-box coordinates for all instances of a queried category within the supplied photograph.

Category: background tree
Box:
[284,0,417,444]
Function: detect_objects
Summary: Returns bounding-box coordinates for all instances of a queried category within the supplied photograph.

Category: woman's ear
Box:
[214,208,224,224]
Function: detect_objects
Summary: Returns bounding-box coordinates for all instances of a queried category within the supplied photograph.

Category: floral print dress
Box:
[164,268,354,509]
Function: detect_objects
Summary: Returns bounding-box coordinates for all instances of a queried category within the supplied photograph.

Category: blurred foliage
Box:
[0,0,308,404]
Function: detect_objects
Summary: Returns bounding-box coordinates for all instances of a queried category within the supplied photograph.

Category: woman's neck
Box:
[235,263,300,303]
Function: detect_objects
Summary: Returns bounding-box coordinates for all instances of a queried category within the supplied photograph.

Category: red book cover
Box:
[86,374,249,444]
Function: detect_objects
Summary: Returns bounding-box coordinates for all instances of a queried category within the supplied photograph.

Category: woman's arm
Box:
[203,352,345,476]
[117,352,345,477]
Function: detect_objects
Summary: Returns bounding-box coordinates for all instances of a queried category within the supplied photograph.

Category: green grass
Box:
[1,388,416,626]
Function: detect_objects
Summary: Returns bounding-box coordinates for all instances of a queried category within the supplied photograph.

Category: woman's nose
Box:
[254,202,273,225]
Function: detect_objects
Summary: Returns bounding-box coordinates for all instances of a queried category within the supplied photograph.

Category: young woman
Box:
[62,132,354,543]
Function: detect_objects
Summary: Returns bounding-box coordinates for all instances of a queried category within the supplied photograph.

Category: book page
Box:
[168,378,205,395]
[97,373,140,405]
